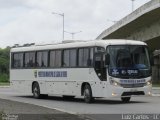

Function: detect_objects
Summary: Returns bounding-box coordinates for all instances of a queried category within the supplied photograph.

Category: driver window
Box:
[116,49,132,68]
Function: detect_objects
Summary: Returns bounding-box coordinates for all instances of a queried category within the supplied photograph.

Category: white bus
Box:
[10,40,152,103]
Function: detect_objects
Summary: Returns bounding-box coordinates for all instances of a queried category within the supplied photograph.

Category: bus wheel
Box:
[121,97,131,103]
[83,84,94,103]
[33,82,41,99]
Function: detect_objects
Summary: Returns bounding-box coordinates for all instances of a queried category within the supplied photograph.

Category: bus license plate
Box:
[120,79,145,84]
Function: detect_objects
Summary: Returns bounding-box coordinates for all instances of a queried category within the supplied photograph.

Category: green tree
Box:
[0,47,10,82]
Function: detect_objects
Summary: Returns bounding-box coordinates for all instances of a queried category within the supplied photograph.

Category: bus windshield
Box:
[107,45,151,78]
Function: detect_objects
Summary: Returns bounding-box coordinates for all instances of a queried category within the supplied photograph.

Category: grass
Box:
[152,83,160,87]
[0,74,9,83]
[0,82,10,86]
[0,73,9,86]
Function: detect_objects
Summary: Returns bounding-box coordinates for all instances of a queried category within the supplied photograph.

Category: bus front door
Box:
[94,53,106,81]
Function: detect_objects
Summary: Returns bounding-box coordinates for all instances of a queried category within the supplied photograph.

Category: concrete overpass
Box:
[97,0,160,51]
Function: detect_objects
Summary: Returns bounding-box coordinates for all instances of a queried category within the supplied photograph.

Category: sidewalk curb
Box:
[152,87,160,96]
[0,86,10,88]
[152,94,160,97]
[152,87,160,90]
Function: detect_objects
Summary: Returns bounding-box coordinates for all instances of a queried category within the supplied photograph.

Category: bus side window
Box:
[28,59,34,67]
[63,50,70,67]
[41,61,45,67]
[37,51,48,68]
[12,53,24,68]
[89,48,94,66]
[55,50,62,67]
[63,49,77,67]
[24,52,35,68]
[70,49,77,67]
[25,53,29,67]
[35,61,39,67]
[78,48,89,67]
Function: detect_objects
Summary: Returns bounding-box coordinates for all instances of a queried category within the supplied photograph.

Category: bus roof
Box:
[11,39,147,52]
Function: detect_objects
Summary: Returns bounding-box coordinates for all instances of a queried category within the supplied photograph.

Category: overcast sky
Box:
[0,0,151,48]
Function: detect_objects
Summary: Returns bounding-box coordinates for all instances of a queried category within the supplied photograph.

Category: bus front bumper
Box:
[106,85,152,98]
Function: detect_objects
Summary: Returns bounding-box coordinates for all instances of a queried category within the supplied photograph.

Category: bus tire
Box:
[33,82,41,99]
[83,84,94,103]
[121,97,131,103]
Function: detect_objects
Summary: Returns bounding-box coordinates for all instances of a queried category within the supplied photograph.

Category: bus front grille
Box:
[121,91,145,96]
[121,83,145,88]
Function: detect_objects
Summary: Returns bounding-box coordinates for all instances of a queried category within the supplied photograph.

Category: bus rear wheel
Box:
[121,97,131,103]
[33,82,41,99]
[83,84,94,103]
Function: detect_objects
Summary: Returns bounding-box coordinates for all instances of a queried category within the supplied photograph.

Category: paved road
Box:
[0,98,89,120]
[0,87,160,120]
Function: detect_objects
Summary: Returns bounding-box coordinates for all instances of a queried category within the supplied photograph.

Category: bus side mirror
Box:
[105,54,110,65]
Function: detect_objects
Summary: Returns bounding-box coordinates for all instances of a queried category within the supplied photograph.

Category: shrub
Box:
[0,73,9,83]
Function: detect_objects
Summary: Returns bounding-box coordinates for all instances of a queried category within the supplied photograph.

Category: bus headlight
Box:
[145,80,152,86]
[109,77,120,87]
